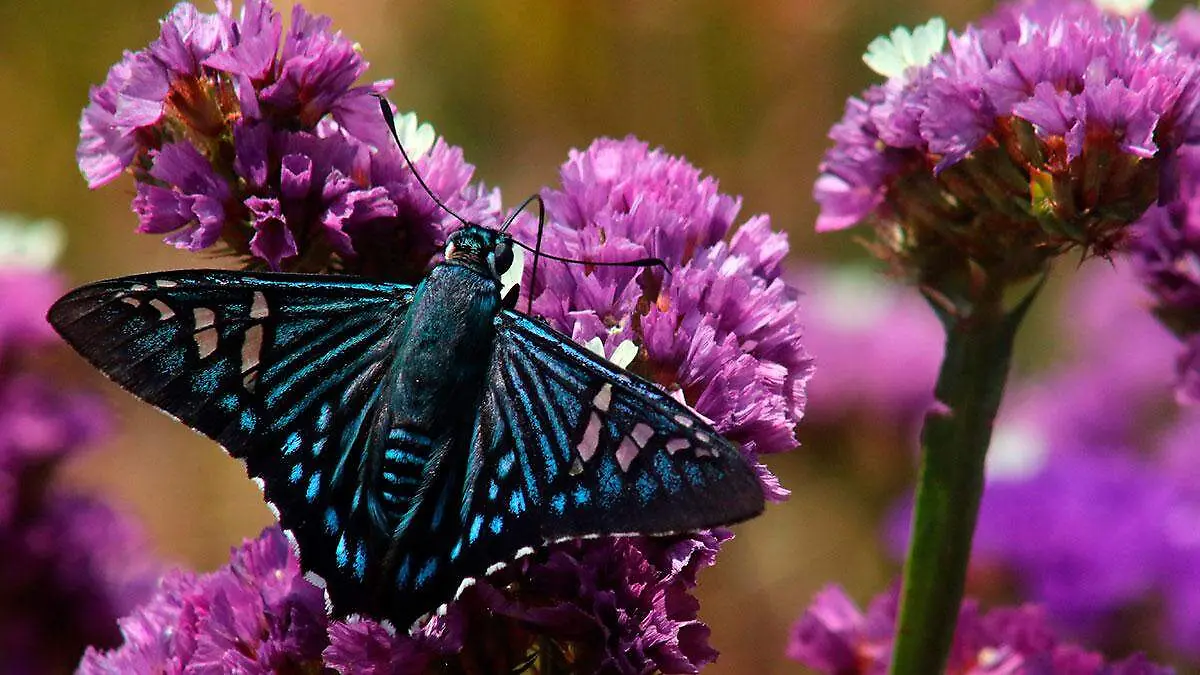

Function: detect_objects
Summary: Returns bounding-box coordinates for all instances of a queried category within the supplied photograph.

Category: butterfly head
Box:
[444,226,514,280]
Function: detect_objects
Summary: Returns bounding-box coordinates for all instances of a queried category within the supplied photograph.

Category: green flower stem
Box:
[888,280,1042,675]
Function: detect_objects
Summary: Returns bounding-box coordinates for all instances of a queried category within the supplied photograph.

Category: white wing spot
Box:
[241,324,263,374]
[485,562,507,576]
[193,307,216,330]
[515,546,535,558]
[194,327,218,359]
[250,291,269,319]
[578,413,602,462]
[155,279,178,288]
[592,384,613,412]
[149,298,175,320]
[631,423,654,448]
[616,437,639,472]
[281,529,301,555]
[120,296,141,308]
[694,446,715,458]
[304,566,328,588]
[673,414,694,428]
[666,438,690,455]
[130,283,149,292]
[455,577,476,599]
[694,430,712,445]
[265,501,280,519]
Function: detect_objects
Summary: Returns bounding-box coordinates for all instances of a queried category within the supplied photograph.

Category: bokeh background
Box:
[2,0,1196,672]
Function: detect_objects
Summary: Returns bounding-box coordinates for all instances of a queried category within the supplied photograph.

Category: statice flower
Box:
[0,216,157,675]
[525,136,811,489]
[78,0,501,279]
[787,585,1173,674]
[815,2,1200,293]
[81,525,724,674]
[1128,146,1200,403]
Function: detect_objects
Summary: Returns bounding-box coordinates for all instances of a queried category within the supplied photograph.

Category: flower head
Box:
[788,585,1173,674]
[815,2,1200,296]
[77,0,501,280]
[524,136,812,484]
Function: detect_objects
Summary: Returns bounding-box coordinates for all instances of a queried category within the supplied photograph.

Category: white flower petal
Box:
[863,17,947,81]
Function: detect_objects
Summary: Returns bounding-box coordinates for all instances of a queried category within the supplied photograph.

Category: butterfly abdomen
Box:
[377,264,501,531]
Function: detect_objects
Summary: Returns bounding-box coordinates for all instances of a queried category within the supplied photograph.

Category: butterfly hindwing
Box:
[48,270,417,613]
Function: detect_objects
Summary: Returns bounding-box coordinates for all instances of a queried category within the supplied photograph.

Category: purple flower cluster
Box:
[0,235,157,675]
[887,262,1200,658]
[524,136,812,498]
[1128,146,1200,404]
[80,526,727,674]
[787,585,1173,674]
[815,0,1200,290]
[79,0,501,279]
[78,527,470,674]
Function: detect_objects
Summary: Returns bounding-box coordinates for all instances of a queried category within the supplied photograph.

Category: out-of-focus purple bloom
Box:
[0,217,157,675]
[797,265,942,423]
[887,262,1200,657]
[1128,146,1200,404]
[788,585,1173,674]
[525,136,811,491]
[77,0,500,280]
[815,3,1200,292]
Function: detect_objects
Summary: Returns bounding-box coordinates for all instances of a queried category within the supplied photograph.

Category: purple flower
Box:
[79,527,329,673]
[796,265,943,423]
[1128,146,1200,404]
[788,585,1173,674]
[0,231,157,674]
[77,0,499,278]
[523,136,812,486]
[83,527,724,674]
[815,3,1200,291]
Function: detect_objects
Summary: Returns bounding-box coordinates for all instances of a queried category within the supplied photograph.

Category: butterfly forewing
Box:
[47,271,417,613]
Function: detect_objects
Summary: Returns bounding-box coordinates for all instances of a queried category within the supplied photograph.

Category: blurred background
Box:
[2,0,1197,672]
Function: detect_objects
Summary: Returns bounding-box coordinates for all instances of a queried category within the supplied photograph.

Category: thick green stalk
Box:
[888,283,1041,675]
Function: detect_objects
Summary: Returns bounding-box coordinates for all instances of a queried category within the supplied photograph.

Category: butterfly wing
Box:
[421,310,765,597]
[48,270,415,613]
[485,311,765,536]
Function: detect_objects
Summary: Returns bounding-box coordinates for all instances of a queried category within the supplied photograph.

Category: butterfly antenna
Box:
[375,95,471,228]
[504,193,669,313]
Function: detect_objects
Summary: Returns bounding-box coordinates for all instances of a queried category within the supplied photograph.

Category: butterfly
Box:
[47,222,766,629]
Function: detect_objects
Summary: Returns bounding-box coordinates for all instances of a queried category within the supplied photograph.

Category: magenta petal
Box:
[246,197,298,270]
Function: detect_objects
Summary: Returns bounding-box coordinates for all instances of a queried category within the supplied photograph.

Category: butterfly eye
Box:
[491,241,514,276]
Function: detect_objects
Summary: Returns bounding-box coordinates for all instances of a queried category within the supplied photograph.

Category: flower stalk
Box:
[889,277,1043,675]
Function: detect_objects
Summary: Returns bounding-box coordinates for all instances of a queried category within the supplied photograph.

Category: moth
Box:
[48,104,764,630]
